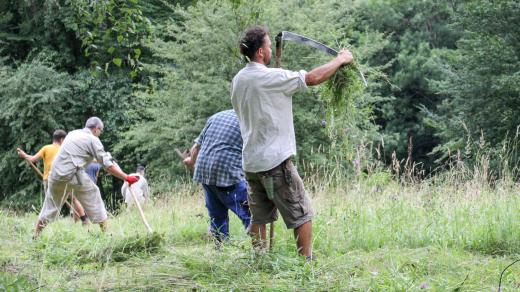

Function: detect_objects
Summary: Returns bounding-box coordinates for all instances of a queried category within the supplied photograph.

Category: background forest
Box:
[1,0,519,209]
[3,1,520,290]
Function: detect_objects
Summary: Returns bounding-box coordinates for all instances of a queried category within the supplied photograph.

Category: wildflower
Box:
[320,119,327,127]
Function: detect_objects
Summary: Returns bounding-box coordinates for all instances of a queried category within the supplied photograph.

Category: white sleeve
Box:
[121,182,128,199]
[91,137,114,169]
[266,69,308,96]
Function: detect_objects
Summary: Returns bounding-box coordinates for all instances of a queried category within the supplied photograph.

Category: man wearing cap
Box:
[33,117,140,238]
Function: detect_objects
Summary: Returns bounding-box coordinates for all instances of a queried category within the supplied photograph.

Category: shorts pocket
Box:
[271,170,298,203]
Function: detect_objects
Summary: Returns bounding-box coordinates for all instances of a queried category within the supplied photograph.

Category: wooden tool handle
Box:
[25,159,43,179]
[128,186,153,233]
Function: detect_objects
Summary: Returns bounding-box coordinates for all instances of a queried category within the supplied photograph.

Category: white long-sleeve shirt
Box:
[121,173,150,206]
[50,128,114,182]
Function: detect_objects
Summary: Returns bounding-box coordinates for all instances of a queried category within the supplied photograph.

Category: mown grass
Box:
[2,174,520,291]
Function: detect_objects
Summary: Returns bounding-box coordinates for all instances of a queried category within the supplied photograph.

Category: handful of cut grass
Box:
[318,62,366,138]
[321,62,365,114]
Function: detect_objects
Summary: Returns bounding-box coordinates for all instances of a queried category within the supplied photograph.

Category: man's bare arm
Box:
[305,49,353,86]
[106,163,128,181]
[16,148,42,163]
[183,143,200,168]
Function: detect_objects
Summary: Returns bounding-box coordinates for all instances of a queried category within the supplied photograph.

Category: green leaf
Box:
[134,48,141,59]
[117,35,124,43]
[107,47,116,54]
[113,58,122,67]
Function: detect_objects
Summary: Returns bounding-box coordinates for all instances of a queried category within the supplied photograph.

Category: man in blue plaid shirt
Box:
[183,110,251,243]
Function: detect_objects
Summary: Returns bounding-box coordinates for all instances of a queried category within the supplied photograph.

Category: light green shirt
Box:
[50,128,114,181]
[231,62,307,172]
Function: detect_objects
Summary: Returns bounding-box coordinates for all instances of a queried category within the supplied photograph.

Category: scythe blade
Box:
[275,31,367,87]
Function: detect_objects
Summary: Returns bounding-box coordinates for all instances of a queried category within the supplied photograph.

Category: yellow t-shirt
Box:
[36,144,60,180]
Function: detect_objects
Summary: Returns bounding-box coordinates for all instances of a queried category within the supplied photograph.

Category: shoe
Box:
[305,254,316,262]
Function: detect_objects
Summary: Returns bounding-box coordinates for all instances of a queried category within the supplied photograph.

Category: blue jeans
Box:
[203,180,251,241]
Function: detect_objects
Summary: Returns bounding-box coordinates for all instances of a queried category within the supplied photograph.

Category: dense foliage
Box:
[426,0,520,175]
[353,0,461,169]
[117,0,387,180]
[0,0,154,206]
[1,0,520,207]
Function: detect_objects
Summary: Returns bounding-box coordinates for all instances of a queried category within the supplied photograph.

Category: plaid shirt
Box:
[193,110,244,187]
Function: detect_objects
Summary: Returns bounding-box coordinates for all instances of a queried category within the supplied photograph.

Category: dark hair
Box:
[239,26,268,61]
[53,129,67,142]
[136,165,145,172]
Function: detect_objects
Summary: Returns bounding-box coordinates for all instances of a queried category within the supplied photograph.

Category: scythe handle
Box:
[128,185,153,233]
[275,32,283,68]
[25,159,44,179]
[269,222,274,251]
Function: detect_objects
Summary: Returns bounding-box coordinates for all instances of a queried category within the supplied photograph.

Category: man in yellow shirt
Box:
[17,129,89,225]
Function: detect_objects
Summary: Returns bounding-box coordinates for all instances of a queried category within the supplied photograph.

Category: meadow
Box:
[2,171,520,291]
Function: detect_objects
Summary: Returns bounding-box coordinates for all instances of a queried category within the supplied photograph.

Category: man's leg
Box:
[33,219,47,239]
[248,223,267,251]
[294,221,312,258]
[99,220,108,232]
[245,171,279,252]
[34,179,69,238]
[34,180,49,238]
[270,160,315,258]
[202,184,229,242]
[219,181,251,229]
[72,197,89,225]
[73,174,108,232]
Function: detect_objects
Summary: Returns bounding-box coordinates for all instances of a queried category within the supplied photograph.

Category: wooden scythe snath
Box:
[128,184,153,233]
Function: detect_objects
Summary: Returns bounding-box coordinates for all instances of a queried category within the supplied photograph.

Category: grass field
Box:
[2,174,520,291]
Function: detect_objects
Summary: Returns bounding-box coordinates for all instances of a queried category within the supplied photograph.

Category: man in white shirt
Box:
[34,117,140,238]
[122,165,150,207]
[231,26,353,259]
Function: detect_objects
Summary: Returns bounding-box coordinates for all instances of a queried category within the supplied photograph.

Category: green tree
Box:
[118,0,386,180]
[427,0,520,174]
[0,56,140,207]
[353,0,460,171]
[0,58,75,206]
[0,0,151,75]
[0,0,154,206]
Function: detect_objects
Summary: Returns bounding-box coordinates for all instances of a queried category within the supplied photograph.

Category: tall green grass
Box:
[2,160,520,290]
